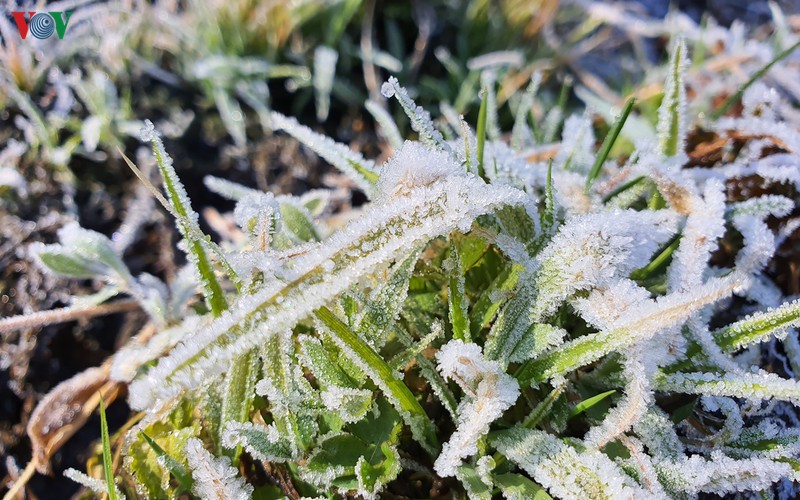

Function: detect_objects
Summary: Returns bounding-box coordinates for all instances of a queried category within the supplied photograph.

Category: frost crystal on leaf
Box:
[33,34,800,497]
[533,209,676,319]
[492,427,650,499]
[434,340,519,476]
[185,438,253,500]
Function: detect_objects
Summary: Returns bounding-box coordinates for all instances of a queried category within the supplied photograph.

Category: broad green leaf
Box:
[455,464,492,500]
[355,442,401,497]
[305,434,370,486]
[348,397,400,445]
[127,404,200,497]
[493,472,552,500]
[35,223,129,280]
[300,334,362,388]
[140,432,193,493]
[280,202,319,242]
[222,422,295,462]
[37,251,107,279]
[304,399,402,496]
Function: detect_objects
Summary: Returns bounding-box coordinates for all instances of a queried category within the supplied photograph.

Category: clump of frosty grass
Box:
[16,36,800,498]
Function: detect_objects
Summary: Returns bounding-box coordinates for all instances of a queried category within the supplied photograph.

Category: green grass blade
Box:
[541,159,555,233]
[221,350,258,449]
[315,306,439,454]
[515,278,737,386]
[601,175,646,204]
[142,126,228,316]
[568,390,616,418]
[714,298,800,353]
[99,397,118,500]
[523,383,566,429]
[124,135,235,314]
[712,38,800,120]
[630,234,681,281]
[658,38,687,158]
[476,86,489,181]
[585,97,636,192]
[493,473,552,499]
[448,244,470,342]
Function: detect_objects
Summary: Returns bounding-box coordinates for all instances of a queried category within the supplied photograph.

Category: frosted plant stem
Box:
[0,299,139,334]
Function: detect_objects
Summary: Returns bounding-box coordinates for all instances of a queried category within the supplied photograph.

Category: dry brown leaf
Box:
[26,364,122,474]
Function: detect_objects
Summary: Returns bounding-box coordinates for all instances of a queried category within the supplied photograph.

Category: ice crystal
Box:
[656,370,800,406]
[185,438,253,500]
[532,209,676,319]
[666,179,727,292]
[584,352,652,448]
